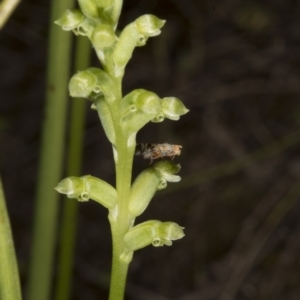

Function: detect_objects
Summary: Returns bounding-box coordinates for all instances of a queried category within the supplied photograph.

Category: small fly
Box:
[135,143,182,163]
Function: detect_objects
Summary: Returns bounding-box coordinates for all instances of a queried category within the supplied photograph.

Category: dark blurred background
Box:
[1,0,300,299]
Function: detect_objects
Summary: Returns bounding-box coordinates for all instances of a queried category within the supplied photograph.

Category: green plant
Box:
[54,1,188,299]
[0,176,22,300]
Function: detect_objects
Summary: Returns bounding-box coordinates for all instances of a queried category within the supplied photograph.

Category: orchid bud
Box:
[121,89,161,133]
[55,175,117,209]
[81,175,117,208]
[161,97,189,121]
[129,168,161,217]
[112,15,165,77]
[123,220,162,252]
[112,23,140,77]
[120,220,161,263]
[121,89,161,115]
[55,176,84,199]
[123,220,184,255]
[91,24,116,50]
[157,222,185,246]
[135,90,161,114]
[69,70,96,98]
[135,14,165,37]
[154,161,181,184]
[54,9,84,31]
[69,68,114,101]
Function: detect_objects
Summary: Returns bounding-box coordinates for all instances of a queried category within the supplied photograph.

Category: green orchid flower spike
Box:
[55,1,189,299]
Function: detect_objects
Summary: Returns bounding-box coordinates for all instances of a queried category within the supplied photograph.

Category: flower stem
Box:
[108,81,135,300]
[108,229,130,300]
[108,145,134,299]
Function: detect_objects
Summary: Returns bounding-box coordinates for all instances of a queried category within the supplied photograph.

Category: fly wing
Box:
[135,144,144,156]
[135,143,153,158]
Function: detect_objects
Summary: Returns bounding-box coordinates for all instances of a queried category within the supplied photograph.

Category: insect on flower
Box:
[135,143,182,164]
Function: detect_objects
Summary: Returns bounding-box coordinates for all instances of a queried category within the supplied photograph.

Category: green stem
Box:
[27,0,74,299]
[54,36,91,300]
[108,81,135,300]
[108,147,134,300]
[109,215,130,300]
[0,176,22,300]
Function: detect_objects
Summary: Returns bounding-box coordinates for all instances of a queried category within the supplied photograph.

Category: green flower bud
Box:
[135,14,166,37]
[94,0,113,8]
[69,68,114,101]
[69,70,96,98]
[78,0,100,20]
[55,175,117,209]
[55,176,85,199]
[129,168,161,217]
[121,89,162,133]
[94,98,116,144]
[154,161,181,183]
[157,222,185,246]
[112,23,140,77]
[121,89,160,114]
[120,220,161,263]
[81,175,117,208]
[91,24,116,50]
[54,9,84,31]
[123,220,162,252]
[123,220,184,255]
[161,97,189,121]
[112,15,165,76]
[135,90,161,114]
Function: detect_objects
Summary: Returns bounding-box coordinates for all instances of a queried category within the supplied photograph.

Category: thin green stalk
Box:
[99,76,134,300]
[0,176,22,300]
[27,0,74,299]
[108,248,129,300]
[109,138,135,300]
[54,36,91,300]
